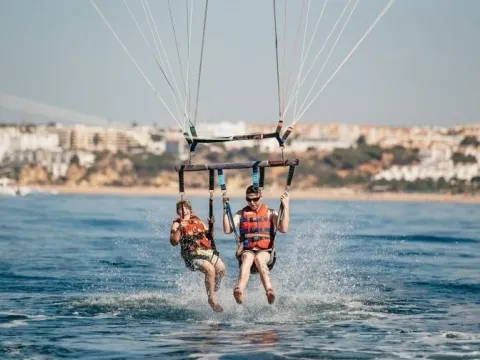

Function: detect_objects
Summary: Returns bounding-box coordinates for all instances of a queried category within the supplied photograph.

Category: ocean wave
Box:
[354,234,479,244]
[66,292,203,322]
[58,288,402,326]
[0,312,49,328]
[408,280,480,295]
[78,218,139,228]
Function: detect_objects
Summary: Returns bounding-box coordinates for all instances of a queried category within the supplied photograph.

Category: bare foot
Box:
[208,298,224,312]
[233,286,244,304]
[266,288,275,305]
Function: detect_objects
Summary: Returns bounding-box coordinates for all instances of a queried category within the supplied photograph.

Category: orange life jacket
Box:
[173,215,212,250]
[239,203,273,250]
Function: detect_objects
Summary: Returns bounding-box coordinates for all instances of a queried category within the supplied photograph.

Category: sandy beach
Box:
[38,185,480,204]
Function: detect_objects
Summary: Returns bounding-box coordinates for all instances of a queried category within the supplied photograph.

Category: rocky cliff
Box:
[18,163,50,185]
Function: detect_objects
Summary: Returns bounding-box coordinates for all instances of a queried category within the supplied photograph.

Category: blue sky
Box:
[0,0,479,129]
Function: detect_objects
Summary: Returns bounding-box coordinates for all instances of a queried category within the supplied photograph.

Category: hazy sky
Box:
[0,0,479,129]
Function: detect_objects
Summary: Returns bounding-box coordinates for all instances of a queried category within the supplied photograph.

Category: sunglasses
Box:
[246,196,261,202]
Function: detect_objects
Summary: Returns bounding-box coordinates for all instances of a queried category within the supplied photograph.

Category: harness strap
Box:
[271,164,296,246]
[240,216,269,222]
[240,228,271,235]
[178,166,185,194]
[207,169,219,256]
[218,169,241,249]
[259,167,265,191]
[252,165,259,190]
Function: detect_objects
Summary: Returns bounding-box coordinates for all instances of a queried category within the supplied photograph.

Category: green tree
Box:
[315,170,344,187]
[405,178,435,193]
[131,153,177,176]
[436,177,449,191]
[70,154,80,165]
[93,133,102,147]
[356,135,367,146]
[451,152,477,164]
[460,136,479,147]
[389,145,419,166]
[471,176,480,193]
[322,147,374,170]
[360,144,383,161]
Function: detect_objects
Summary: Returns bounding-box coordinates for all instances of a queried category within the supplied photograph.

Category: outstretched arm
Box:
[273,191,290,233]
[222,210,231,233]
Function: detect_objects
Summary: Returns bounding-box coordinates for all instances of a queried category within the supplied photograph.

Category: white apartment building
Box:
[0,130,61,164]
[0,132,11,163]
[374,161,480,182]
[8,133,60,151]
[48,124,146,152]
[5,148,95,179]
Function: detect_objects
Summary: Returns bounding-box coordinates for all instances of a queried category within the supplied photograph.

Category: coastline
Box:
[37,185,480,204]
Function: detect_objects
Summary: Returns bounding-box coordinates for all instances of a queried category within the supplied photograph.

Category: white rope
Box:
[272,0,282,121]
[193,0,209,127]
[295,0,359,121]
[167,0,188,125]
[292,0,320,121]
[294,0,397,124]
[89,0,184,130]
[299,0,329,78]
[280,0,308,121]
[184,0,195,129]
[283,0,350,120]
[91,0,396,135]
[123,0,184,125]
[143,1,186,124]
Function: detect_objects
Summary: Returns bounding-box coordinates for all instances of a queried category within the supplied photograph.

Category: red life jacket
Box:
[173,215,212,249]
[239,203,273,250]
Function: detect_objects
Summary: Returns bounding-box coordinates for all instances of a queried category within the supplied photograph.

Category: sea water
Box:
[0,194,479,359]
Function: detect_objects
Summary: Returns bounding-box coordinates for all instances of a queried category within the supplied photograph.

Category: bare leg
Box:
[199,262,223,312]
[255,251,275,304]
[213,258,226,292]
[234,252,255,304]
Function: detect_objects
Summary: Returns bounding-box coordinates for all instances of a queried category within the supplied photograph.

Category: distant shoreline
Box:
[37,185,480,204]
